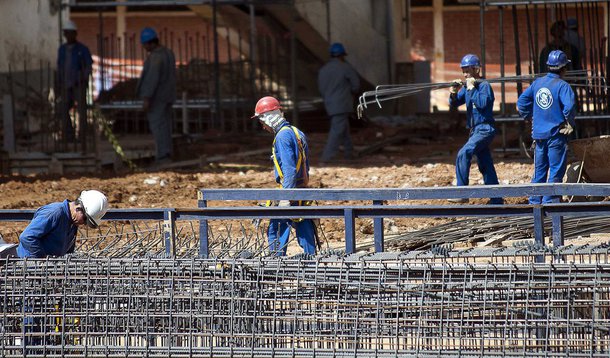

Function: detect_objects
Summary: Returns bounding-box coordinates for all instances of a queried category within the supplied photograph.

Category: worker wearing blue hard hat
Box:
[518,49,576,204]
[318,42,360,163]
[136,27,177,166]
[448,54,503,205]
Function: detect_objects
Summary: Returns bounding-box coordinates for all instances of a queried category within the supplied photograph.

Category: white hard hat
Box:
[63,20,77,31]
[78,190,108,228]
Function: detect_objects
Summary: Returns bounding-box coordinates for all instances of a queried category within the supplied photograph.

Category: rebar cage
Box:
[2,255,610,357]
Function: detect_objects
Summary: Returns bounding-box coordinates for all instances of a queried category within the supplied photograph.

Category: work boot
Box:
[447,198,468,204]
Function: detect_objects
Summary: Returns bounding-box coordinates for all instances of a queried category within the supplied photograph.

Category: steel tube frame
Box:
[4,184,610,258]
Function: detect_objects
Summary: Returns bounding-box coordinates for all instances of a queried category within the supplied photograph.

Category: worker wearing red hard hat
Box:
[253,96,317,256]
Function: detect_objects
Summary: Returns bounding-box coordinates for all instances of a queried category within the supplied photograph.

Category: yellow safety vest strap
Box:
[272,126,307,185]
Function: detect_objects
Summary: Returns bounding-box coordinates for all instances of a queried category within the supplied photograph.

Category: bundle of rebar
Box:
[2,256,610,357]
[357,70,607,118]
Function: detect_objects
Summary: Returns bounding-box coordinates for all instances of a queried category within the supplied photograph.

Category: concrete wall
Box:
[295,0,389,85]
[0,0,61,72]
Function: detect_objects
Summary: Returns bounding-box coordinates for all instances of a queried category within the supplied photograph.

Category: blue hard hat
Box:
[329,42,347,57]
[140,27,158,44]
[460,54,481,68]
[546,50,571,69]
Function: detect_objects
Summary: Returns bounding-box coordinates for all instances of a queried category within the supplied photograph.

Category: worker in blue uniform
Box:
[56,20,93,143]
[448,54,503,204]
[252,96,316,256]
[517,50,576,204]
[17,190,108,352]
[318,42,360,163]
[17,190,109,258]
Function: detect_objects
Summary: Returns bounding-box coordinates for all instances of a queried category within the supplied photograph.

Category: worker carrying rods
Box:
[252,96,318,256]
[356,70,595,118]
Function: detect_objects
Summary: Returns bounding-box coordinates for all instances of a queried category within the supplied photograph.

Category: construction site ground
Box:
[2,116,606,255]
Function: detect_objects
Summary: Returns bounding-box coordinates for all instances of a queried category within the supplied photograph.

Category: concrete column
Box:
[433,0,444,83]
[117,0,127,57]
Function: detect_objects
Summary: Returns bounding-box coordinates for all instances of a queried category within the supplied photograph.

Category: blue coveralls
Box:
[136,45,177,162]
[318,58,360,162]
[268,123,316,256]
[517,73,576,204]
[57,42,92,141]
[17,200,78,258]
[16,200,78,350]
[449,79,503,204]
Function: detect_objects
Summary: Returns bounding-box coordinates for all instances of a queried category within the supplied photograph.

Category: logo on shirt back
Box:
[535,87,553,109]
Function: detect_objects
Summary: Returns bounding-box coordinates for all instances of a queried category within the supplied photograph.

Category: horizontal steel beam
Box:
[484,0,609,6]
[198,183,610,201]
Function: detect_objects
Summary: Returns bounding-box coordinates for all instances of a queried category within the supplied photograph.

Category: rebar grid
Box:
[2,257,610,357]
[76,220,269,258]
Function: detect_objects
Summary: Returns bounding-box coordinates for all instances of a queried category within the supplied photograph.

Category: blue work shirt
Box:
[17,200,78,258]
[318,58,360,116]
[449,79,495,129]
[273,123,310,189]
[517,73,576,140]
[57,42,93,88]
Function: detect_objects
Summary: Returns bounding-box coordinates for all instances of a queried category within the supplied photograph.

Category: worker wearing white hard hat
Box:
[17,190,109,258]
[57,18,93,144]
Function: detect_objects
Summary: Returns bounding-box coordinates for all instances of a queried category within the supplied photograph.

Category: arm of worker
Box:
[468,80,493,110]
[274,133,299,189]
[82,45,94,80]
[560,82,577,126]
[138,54,162,100]
[346,65,360,94]
[517,85,534,120]
[18,214,55,258]
[448,85,466,107]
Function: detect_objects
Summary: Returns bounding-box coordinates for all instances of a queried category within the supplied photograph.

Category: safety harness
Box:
[272,125,309,188]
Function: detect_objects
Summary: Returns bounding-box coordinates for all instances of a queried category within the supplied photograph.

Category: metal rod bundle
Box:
[357,70,606,118]
[2,256,610,357]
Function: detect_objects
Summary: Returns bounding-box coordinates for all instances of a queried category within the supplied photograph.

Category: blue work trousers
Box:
[147,101,173,161]
[268,219,316,256]
[456,123,503,204]
[529,135,568,204]
[321,113,353,162]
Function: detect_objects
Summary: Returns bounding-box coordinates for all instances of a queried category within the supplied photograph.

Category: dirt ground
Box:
[0,120,538,252]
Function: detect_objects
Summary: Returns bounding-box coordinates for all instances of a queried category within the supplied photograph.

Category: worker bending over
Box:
[448,54,503,204]
[17,190,109,258]
[252,96,316,256]
[518,50,576,204]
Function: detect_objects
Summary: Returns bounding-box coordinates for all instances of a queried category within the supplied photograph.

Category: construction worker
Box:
[17,190,109,258]
[517,50,576,204]
[448,54,503,204]
[56,19,92,143]
[253,96,316,256]
[539,21,580,73]
[318,42,360,164]
[137,27,177,165]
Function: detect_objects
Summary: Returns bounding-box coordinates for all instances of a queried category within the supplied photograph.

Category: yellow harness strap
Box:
[272,126,308,186]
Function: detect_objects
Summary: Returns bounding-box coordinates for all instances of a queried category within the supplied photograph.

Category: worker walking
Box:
[253,96,316,256]
[56,20,92,143]
[137,27,177,165]
[517,50,576,204]
[448,54,503,204]
[318,42,360,164]
[17,190,109,258]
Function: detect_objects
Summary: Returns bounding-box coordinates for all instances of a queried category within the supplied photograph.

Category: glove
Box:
[278,200,291,207]
[559,122,574,135]
[466,77,476,91]
[449,79,462,94]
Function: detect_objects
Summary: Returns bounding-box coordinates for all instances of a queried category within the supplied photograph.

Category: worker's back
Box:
[318,58,360,116]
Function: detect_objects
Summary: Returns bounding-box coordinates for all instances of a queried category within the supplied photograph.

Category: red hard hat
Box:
[252,96,281,118]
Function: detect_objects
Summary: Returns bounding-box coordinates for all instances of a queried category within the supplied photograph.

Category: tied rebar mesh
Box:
[2,256,610,357]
